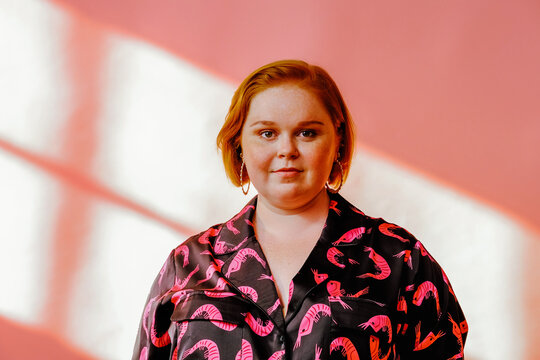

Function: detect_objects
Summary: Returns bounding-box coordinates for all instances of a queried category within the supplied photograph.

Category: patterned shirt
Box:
[133,192,467,359]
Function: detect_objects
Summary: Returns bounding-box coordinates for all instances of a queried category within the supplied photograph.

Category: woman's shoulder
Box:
[332,194,443,278]
[171,223,224,257]
[178,198,258,252]
[332,193,421,248]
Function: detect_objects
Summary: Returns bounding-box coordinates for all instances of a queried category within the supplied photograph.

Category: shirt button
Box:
[279,335,285,343]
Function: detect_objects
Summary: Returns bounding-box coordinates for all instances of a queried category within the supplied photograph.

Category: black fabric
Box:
[133,192,467,359]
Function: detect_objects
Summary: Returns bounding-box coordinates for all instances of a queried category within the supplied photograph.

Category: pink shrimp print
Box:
[333,227,366,245]
[327,247,346,268]
[327,280,346,296]
[226,205,255,234]
[393,250,412,269]
[379,223,410,243]
[413,281,441,316]
[314,344,322,360]
[358,247,391,280]
[171,290,191,307]
[369,336,391,360]
[143,295,172,348]
[327,280,352,310]
[413,322,445,351]
[396,323,408,336]
[212,235,224,254]
[460,320,468,334]
[397,296,407,314]
[172,322,190,360]
[197,261,224,286]
[329,200,341,215]
[267,299,281,315]
[447,314,464,359]
[258,274,274,281]
[330,337,359,360]
[288,281,294,304]
[315,344,322,360]
[207,277,229,292]
[198,227,221,244]
[178,321,189,340]
[348,286,369,298]
[191,304,237,331]
[244,312,274,336]
[175,245,190,267]
[214,236,249,255]
[225,248,266,277]
[294,304,331,349]
[239,286,259,302]
[142,296,157,337]
[150,310,171,347]
[268,350,285,360]
[414,241,434,261]
[204,291,236,298]
[172,264,200,291]
[158,261,168,286]
[181,339,220,360]
[360,315,392,343]
[311,269,328,284]
[234,339,253,360]
[329,296,352,310]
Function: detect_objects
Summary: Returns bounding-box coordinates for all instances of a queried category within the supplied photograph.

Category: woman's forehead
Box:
[245,85,332,125]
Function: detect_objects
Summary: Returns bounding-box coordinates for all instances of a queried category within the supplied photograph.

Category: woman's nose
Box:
[277,136,299,158]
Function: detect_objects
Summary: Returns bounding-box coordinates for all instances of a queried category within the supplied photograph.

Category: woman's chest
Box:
[170,288,397,360]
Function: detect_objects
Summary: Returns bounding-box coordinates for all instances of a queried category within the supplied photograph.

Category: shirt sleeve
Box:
[132,249,177,360]
[395,240,468,359]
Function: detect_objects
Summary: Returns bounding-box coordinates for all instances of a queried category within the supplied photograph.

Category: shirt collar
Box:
[214,191,369,255]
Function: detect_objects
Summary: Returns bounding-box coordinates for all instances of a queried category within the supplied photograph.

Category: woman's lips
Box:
[273,168,302,177]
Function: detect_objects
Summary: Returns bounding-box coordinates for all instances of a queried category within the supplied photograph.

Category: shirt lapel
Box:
[286,192,372,323]
[215,196,286,329]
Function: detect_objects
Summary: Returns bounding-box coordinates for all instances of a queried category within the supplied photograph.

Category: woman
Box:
[133,60,467,359]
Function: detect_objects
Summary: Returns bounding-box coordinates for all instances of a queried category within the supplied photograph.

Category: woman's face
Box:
[240,84,340,211]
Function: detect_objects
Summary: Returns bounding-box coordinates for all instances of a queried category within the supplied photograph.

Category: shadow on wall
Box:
[0,316,97,360]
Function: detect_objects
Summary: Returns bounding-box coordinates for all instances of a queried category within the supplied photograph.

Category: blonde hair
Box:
[216,59,355,188]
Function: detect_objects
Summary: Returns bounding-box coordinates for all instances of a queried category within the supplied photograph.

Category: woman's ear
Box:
[335,137,343,161]
[236,145,242,159]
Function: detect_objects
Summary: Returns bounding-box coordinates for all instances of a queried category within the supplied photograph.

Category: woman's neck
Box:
[254,189,330,242]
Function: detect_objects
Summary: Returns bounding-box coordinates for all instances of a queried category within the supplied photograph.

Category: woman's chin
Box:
[259,185,326,211]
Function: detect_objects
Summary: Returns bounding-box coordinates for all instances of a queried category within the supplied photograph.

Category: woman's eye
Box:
[299,129,316,138]
[259,130,274,139]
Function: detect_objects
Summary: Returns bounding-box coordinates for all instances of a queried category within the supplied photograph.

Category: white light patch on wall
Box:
[0,153,60,323]
[0,0,67,323]
[342,149,528,360]
[66,201,186,360]
[0,0,71,157]
[96,34,254,233]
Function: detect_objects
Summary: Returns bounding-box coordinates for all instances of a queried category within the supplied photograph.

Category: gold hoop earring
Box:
[239,154,251,195]
[326,158,343,193]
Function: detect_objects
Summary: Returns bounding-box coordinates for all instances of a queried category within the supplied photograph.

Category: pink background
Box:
[0,0,538,359]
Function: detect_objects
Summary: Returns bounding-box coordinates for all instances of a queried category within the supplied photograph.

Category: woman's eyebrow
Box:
[249,120,326,127]
[297,120,326,127]
[249,120,275,127]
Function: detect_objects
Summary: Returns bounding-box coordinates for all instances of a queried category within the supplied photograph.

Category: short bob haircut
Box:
[217,59,355,189]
